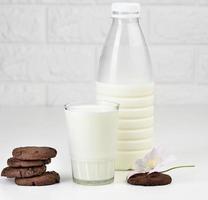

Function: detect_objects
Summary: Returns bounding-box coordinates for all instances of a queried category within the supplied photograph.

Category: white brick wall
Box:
[150,46,194,83]
[149,6,208,44]
[0,6,45,42]
[0,83,46,106]
[195,46,208,84]
[0,44,96,81]
[48,82,95,106]
[48,5,111,44]
[0,0,207,106]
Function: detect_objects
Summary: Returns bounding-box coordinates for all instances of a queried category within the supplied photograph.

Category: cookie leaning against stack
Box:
[1,146,60,186]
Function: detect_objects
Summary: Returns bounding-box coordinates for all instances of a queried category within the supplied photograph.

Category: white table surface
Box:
[0,105,207,200]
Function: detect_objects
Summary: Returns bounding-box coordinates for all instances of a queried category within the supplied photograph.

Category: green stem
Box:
[161,165,195,173]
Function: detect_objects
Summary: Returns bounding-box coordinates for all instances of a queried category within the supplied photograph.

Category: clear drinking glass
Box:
[64,101,119,185]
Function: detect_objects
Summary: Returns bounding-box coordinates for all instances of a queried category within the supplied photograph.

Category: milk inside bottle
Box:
[96,3,154,170]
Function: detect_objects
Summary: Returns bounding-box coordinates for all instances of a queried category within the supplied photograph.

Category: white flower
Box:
[135,147,176,173]
[127,146,195,180]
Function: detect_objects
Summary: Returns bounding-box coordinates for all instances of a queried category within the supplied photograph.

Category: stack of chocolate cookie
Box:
[1,146,60,186]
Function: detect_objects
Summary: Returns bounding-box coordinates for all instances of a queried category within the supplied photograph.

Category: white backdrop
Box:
[0,0,208,106]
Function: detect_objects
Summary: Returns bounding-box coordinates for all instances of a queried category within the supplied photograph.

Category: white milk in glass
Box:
[65,104,119,184]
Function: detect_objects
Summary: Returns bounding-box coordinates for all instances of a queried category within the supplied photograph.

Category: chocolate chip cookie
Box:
[1,165,46,178]
[12,147,57,160]
[15,171,60,186]
[127,172,172,186]
[7,158,51,168]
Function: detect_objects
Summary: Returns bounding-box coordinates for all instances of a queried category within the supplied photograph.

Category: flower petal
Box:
[134,146,177,174]
[135,158,146,173]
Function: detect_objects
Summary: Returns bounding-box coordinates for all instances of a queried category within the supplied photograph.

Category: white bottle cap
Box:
[111,2,140,18]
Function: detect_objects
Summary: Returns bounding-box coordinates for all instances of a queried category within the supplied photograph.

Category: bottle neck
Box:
[112,17,139,24]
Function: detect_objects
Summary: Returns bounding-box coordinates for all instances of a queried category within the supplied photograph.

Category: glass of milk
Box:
[64,101,119,185]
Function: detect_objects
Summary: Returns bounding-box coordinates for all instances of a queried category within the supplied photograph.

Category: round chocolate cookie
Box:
[7,158,51,168]
[12,147,57,160]
[15,171,60,186]
[1,165,46,178]
[127,172,172,186]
